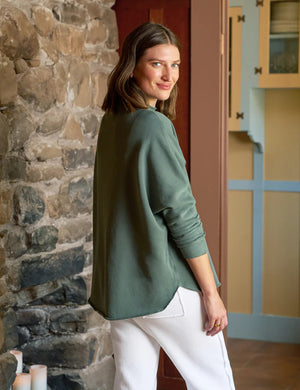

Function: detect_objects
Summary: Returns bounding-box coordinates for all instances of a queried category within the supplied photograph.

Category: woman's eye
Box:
[152,62,161,67]
[172,63,180,68]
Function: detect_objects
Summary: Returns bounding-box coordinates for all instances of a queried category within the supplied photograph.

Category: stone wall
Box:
[0,1,118,388]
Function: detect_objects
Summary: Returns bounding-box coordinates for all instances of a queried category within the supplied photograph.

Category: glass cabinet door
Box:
[259,0,300,87]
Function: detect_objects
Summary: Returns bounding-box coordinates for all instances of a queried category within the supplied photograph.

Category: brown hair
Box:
[102,22,180,120]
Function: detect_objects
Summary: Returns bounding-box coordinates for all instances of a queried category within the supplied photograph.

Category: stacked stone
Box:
[0,1,118,389]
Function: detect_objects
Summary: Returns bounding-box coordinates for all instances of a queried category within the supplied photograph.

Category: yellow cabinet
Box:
[259,0,300,88]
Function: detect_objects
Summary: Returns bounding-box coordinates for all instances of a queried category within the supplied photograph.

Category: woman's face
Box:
[133,44,180,107]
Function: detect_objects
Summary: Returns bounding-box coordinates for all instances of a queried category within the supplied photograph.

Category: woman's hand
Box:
[202,290,228,336]
[187,253,228,336]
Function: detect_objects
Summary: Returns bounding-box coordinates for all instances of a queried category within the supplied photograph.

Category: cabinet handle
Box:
[256,0,264,6]
[255,67,262,74]
[236,112,244,119]
[237,15,245,22]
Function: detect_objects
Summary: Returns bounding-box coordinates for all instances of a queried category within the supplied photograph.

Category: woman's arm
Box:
[187,253,228,336]
[133,110,222,301]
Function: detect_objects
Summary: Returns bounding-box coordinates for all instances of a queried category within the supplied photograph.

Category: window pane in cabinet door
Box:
[269,0,299,74]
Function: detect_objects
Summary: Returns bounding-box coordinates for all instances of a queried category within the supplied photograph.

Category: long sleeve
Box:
[134,110,209,260]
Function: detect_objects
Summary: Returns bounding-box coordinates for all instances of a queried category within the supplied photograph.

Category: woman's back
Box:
[90,107,214,320]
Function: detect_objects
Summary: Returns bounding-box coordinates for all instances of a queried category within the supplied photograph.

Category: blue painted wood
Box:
[264,181,300,192]
[228,312,300,343]
[241,3,265,150]
[252,145,264,315]
[230,0,244,7]
[228,174,299,340]
[249,88,265,152]
[229,1,265,150]
[228,180,254,190]
[229,180,300,192]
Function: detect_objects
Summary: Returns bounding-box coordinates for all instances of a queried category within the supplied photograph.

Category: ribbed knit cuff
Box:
[180,241,221,288]
[180,238,209,260]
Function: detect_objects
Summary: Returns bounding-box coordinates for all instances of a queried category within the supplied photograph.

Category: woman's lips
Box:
[157,83,172,90]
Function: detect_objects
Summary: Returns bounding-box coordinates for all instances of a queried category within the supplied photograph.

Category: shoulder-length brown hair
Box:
[102,22,180,120]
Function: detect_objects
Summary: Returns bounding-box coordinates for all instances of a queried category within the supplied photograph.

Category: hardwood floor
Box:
[227,338,300,390]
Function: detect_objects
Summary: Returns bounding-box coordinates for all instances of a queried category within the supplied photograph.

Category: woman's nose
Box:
[162,66,172,81]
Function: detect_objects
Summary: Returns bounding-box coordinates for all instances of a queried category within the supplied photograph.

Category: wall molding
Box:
[228,146,299,342]
[228,180,300,192]
[228,313,300,343]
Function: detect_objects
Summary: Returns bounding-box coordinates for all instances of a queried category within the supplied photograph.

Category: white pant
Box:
[110,287,235,390]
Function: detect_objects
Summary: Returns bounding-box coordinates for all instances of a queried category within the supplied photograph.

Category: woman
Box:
[89,22,235,390]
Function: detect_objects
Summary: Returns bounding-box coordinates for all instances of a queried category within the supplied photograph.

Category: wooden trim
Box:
[259,73,300,88]
[258,0,270,84]
[149,8,164,24]
[228,312,300,343]
[220,0,229,315]
[158,378,187,390]
[190,0,228,303]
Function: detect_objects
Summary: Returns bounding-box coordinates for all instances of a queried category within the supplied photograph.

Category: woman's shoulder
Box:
[103,107,171,125]
[135,107,170,121]
[101,108,175,143]
[131,108,173,136]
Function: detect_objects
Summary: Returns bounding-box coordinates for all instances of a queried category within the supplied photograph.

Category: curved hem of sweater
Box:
[88,281,221,321]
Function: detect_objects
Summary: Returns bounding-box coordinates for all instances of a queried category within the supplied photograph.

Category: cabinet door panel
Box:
[259,0,300,87]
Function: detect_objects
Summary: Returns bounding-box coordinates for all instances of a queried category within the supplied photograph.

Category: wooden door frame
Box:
[112,1,229,388]
[190,0,228,304]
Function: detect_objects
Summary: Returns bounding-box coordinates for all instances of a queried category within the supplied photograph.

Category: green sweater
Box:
[89,107,220,320]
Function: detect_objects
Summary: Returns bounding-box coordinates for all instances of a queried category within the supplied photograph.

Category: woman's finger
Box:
[207,322,222,336]
[206,313,228,336]
[205,317,216,333]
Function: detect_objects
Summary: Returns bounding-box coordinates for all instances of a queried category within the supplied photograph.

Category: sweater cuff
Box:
[180,241,221,288]
[179,238,209,260]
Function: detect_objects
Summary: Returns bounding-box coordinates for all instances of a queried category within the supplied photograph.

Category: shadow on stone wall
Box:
[0,1,118,389]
